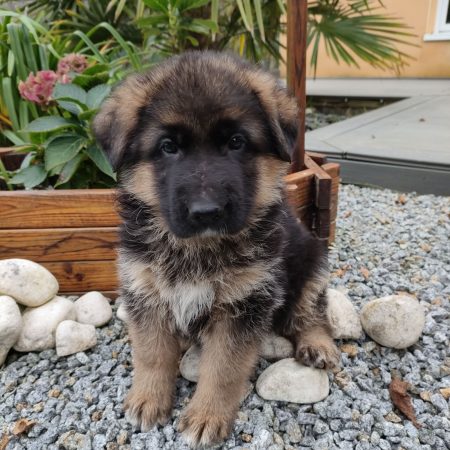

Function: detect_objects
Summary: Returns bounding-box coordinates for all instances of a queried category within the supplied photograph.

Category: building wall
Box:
[289,0,450,78]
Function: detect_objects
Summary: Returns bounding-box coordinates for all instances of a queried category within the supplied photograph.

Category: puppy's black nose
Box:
[188,199,223,225]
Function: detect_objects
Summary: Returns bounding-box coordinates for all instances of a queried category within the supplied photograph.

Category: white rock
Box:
[56,320,97,356]
[260,334,294,360]
[360,295,425,349]
[116,302,128,322]
[180,345,201,382]
[0,259,59,307]
[0,296,23,365]
[256,358,329,403]
[14,296,75,352]
[74,291,112,327]
[327,288,363,340]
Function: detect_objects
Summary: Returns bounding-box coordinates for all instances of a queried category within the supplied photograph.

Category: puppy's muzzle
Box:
[188,197,224,228]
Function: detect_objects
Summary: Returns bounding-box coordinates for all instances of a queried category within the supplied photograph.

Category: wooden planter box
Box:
[0,157,339,294]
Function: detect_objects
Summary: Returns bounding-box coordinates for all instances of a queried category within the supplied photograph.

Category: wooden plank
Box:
[287,0,307,172]
[284,168,315,209]
[307,152,328,166]
[0,227,118,262]
[0,189,119,229]
[40,260,118,293]
[322,162,340,178]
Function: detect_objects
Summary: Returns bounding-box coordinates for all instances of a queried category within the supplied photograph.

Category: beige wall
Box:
[284,0,450,78]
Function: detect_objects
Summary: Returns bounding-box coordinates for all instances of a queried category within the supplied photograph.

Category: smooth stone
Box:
[360,295,425,349]
[0,259,59,307]
[260,334,294,360]
[327,289,363,339]
[256,358,329,404]
[74,291,112,327]
[0,296,23,365]
[180,345,201,382]
[14,296,75,352]
[116,302,128,322]
[56,320,97,356]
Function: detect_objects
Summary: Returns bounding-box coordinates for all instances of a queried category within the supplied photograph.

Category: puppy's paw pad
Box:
[124,390,171,431]
[296,341,340,370]
[178,407,231,448]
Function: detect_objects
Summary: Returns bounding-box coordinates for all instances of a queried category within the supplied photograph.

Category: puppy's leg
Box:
[124,319,180,430]
[178,319,259,447]
[287,274,340,370]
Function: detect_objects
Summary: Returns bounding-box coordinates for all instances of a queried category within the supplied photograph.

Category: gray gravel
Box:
[1,184,449,450]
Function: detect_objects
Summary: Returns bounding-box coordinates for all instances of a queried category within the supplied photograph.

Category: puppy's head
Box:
[94,51,298,238]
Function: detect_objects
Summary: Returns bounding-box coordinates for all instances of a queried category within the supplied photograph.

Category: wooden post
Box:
[287,0,307,173]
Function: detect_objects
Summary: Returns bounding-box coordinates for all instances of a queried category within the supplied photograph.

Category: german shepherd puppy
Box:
[94,51,339,448]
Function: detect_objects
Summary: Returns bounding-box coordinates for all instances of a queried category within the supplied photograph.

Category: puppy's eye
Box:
[228,134,246,150]
[160,139,178,154]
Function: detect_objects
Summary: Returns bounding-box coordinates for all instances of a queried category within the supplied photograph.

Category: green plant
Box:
[24,0,145,44]
[136,0,285,64]
[307,0,416,74]
[4,82,115,190]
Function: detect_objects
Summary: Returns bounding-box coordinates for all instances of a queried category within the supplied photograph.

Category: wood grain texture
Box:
[287,0,307,172]
[40,260,118,292]
[0,189,119,229]
[0,227,118,262]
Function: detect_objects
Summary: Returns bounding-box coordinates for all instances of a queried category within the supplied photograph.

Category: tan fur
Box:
[288,265,330,332]
[124,320,181,430]
[253,155,289,210]
[122,162,160,209]
[178,320,259,447]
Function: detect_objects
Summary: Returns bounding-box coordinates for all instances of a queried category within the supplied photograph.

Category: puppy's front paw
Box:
[296,339,340,370]
[124,386,172,431]
[178,404,232,448]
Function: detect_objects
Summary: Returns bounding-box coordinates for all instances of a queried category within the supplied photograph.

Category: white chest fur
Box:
[158,280,215,332]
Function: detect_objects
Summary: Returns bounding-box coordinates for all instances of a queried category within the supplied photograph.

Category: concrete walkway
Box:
[306,78,450,98]
[306,79,450,195]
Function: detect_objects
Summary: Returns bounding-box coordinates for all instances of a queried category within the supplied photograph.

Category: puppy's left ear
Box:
[270,84,299,162]
[93,74,148,170]
[247,72,299,162]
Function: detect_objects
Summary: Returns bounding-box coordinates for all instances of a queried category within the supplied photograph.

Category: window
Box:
[424,0,450,41]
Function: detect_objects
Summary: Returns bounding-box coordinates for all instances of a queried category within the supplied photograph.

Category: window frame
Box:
[424,0,450,41]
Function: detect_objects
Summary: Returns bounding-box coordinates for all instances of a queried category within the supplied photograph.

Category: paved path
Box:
[305,79,450,194]
[306,78,450,98]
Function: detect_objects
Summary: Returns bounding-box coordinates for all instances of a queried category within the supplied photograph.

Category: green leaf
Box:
[53,83,87,106]
[142,0,168,12]
[10,164,47,189]
[55,153,84,187]
[56,99,85,116]
[254,0,265,42]
[189,19,219,33]
[77,109,97,121]
[181,0,210,12]
[24,116,78,133]
[185,35,199,46]
[2,78,19,131]
[81,64,110,76]
[85,144,116,180]
[86,84,111,110]
[71,72,110,89]
[2,130,25,146]
[45,134,84,171]
[136,15,167,27]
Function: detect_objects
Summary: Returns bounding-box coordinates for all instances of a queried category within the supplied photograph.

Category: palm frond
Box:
[308,0,417,76]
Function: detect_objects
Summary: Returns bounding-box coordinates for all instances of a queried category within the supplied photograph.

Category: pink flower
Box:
[57,53,88,76]
[18,70,58,105]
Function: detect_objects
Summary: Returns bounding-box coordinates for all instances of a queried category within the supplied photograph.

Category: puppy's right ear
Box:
[93,75,147,170]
